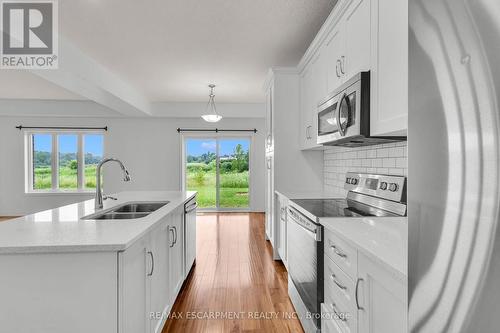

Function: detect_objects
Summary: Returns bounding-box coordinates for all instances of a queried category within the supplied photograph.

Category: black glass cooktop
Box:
[291,198,396,218]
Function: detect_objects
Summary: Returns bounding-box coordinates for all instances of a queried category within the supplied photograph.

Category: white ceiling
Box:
[56,0,337,103]
[0,71,84,100]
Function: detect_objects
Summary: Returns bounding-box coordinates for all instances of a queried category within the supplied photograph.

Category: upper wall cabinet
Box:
[344,0,371,78]
[297,0,408,148]
[325,23,345,93]
[325,0,371,94]
[370,0,408,136]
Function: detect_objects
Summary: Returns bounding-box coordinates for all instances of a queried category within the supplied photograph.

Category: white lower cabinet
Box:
[149,219,171,333]
[275,193,288,268]
[357,253,407,333]
[322,230,407,333]
[169,206,185,302]
[119,232,149,333]
[119,204,193,333]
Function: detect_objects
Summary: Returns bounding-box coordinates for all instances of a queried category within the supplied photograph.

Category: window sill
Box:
[25,191,95,196]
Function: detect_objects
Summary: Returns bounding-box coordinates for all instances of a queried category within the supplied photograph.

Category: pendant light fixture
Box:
[201,84,222,123]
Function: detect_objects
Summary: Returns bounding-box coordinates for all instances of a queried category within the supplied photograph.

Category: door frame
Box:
[180,133,253,212]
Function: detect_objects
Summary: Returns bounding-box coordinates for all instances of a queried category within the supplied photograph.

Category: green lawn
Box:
[186,169,249,208]
[34,165,97,190]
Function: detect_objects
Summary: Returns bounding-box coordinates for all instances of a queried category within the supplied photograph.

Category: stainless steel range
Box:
[286,172,407,333]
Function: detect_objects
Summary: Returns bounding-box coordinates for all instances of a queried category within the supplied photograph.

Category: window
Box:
[184,137,251,209]
[28,132,104,192]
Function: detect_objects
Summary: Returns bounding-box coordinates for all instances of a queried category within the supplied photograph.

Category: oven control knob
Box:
[346,178,351,184]
[389,183,399,192]
[380,182,388,190]
[351,178,358,185]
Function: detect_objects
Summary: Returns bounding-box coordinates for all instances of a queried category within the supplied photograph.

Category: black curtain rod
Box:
[177,128,257,133]
[16,125,108,131]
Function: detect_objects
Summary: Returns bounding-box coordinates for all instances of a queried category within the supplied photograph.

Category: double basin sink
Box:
[83,201,169,220]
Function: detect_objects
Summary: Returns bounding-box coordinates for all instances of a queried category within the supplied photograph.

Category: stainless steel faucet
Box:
[95,158,131,209]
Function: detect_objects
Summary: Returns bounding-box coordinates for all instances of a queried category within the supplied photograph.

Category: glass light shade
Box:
[201,88,222,122]
[201,114,222,122]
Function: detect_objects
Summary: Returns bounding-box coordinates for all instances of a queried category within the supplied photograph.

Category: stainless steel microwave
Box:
[316,71,406,147]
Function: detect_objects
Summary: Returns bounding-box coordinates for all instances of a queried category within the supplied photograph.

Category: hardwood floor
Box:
[162,212,304,333]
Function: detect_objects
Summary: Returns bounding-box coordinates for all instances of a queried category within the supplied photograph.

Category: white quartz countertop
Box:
[0,191,197,254]
[319,216,407,280]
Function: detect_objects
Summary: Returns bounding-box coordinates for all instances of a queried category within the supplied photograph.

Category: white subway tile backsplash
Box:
[323,141,408,196]
[382,158,396,168]
[366,149,376,158]
[377,148,389,158]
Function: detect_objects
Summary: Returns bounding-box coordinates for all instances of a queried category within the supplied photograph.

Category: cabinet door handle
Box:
[331,302,347,322]
[331,274,347,290]
[355,278,364,310]
[147,251,154,276]
[306,125,312,139]
[173,226,177,245]
[169,228,175,247]
[336,60,341,78]
[340,56,346,74]
[331,244,347,258]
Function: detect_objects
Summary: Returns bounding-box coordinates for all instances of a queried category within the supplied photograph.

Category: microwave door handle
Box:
[337,93,348,137]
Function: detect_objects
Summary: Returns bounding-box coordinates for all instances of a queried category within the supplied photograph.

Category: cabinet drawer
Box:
[324,229,358,280]
[321,303,343,333]
[324,254,356,311]
[324,286,357,333]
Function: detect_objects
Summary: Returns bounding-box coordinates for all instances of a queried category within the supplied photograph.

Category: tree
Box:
[232,144,248,172]
[69,160,78,170]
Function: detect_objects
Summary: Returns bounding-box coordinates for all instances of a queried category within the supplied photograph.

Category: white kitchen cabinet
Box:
[325,23,346,93]
[298,0,406,143]
[149,219,171,333]
[169,206,185,301]
[119,235,149,333]
[370,0,408,136]
[120,219,172,333]
[344,0,371,78]
[325,0,370,94]
[357,252,407,333]
[265,153,274,243]
[120,207,189,333]
[299,67,312,150]
[275,193,288,268]
[322,229,407,333]
[264,69,323,259]
[299,52,325,150]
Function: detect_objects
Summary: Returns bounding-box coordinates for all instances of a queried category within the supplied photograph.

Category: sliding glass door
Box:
[184,137,250,210]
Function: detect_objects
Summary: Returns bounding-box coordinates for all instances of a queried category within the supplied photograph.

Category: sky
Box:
[33,134,103,156]
[186,138,250,156]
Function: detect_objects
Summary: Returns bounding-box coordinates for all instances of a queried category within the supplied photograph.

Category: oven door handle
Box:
[289,216,321,242]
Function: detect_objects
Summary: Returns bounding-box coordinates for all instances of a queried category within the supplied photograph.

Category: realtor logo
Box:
[1,0,58,69]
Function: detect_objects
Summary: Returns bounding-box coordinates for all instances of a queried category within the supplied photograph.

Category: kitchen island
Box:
[0,191,197,333]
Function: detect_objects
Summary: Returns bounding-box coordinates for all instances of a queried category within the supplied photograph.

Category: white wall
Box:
[0,116,265,215]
